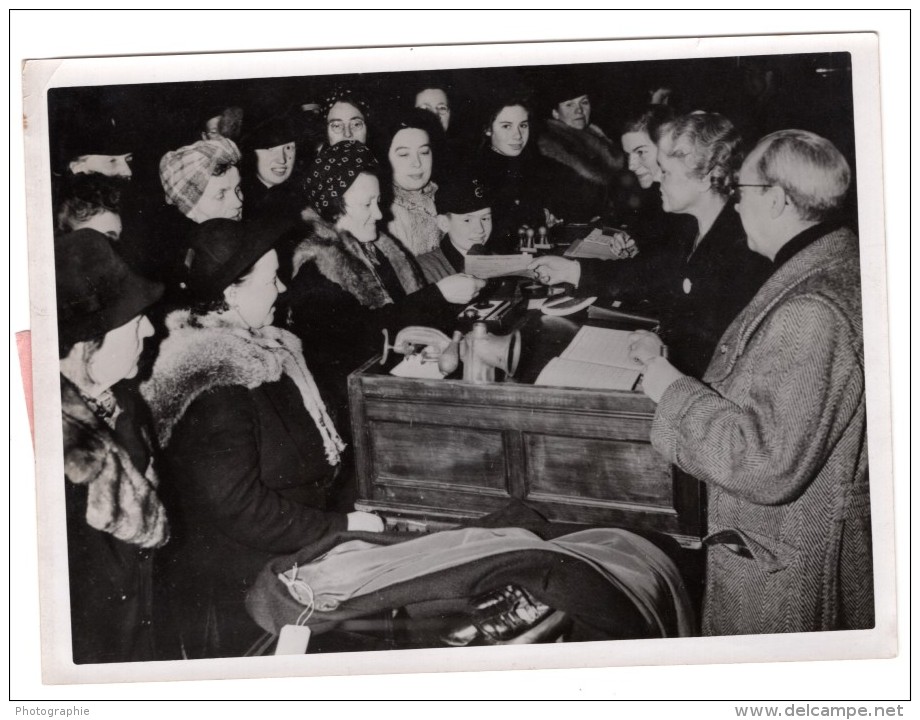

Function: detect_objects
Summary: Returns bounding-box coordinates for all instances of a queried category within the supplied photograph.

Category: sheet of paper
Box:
[389,354,447,379]
[464,254,535,279]
[560,326,638,370]
[535,357,640,391]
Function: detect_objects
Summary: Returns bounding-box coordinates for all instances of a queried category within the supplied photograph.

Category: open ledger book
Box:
[535,326,642,391]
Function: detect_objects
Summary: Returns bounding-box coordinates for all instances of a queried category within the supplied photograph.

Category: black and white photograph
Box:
[12,11,906,709]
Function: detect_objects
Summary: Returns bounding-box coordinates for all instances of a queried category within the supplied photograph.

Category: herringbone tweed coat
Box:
[651,227,874,635]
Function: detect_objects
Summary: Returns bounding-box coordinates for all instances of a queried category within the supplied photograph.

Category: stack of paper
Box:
[535,326,641,391]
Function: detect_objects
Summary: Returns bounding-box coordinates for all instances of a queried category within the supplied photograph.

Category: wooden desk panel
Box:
[349,354,705,546]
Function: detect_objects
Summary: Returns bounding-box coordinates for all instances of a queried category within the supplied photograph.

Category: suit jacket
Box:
[651,227,873,635]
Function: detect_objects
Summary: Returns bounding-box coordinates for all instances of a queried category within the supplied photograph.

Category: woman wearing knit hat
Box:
[153,137,243,293]
[140,216,383,659]
[285,140,484,412]
[56,229,172,663]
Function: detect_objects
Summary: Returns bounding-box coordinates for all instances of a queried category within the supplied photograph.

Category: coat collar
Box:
[703,227,860,383]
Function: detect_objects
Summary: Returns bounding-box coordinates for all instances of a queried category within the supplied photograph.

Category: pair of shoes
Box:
[442,585,554,647]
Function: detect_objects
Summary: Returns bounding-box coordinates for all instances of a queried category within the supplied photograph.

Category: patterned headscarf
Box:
[159,137,241,217]
[321,87,371,120]
[306,140,379,222]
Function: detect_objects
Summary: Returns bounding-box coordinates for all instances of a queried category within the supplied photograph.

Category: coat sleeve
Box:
[650,296,862,506]
[166,386,347,553]
[285,263,459,380]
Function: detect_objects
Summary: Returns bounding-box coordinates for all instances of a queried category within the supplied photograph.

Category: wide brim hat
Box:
[184,216,293,299]
[55,229,164,349]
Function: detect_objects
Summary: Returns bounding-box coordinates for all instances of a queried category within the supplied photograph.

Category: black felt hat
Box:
[184,217,292,299]
[544,73,592,110]
[55,229,163,348]
[243,111,298,151]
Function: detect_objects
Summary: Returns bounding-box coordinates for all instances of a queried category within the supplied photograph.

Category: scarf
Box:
[141,310,346,466]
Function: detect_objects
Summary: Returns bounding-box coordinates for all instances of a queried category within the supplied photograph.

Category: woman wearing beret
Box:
[140,218,383,659]
[240,110,306,227]
[56,229,171,663]
[285,140,484,409]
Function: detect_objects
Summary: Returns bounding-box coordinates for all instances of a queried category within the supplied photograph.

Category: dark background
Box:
[48,51,855,200]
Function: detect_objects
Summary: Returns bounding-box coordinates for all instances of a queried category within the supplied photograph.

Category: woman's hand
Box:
[608,230,639,259]
[543,208,564,228]
[627,329,666,366]
[347,511,385,533]
[436,274,486,304]
[527,256,581,286]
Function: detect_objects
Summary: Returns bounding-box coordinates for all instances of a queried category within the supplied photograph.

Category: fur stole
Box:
[140,310,345,463]
[537,119,622,186]
[292,208,425,309]
[61,377,169,549]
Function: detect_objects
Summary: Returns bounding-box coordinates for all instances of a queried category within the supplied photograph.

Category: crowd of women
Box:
[53,66,873,663]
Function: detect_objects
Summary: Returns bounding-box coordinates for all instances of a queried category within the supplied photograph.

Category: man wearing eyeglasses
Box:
[631,130,873,636]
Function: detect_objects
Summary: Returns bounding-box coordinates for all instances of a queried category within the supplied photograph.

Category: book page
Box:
[560,326,638,370]
[535,357,640,391]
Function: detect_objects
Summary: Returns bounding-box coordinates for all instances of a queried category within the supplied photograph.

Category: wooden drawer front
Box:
[369,420,508,493]
[524,434,673,508]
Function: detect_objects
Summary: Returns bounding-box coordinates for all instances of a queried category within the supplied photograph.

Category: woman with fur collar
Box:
[284,141,484,407]
[140,217,384,659]
[536,82,623,225]
[57,229,171,663]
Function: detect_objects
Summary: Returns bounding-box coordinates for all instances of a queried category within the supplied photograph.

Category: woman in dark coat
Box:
[56,229,171,663]
[530,112,772,379]
[473,94,548,254]
[284,140,483,407]
[140,218,384,659]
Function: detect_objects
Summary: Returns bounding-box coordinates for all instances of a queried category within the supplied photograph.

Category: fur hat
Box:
[159,138,241,217]
[55,229,163,350]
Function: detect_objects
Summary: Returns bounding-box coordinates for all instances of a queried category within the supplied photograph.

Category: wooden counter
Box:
[348,311,705,547]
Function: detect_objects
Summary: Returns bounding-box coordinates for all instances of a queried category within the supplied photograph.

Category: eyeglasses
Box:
[328,118,366,135]
[730,183,774,201]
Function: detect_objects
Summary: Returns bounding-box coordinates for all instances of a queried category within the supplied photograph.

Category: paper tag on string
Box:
[275,624,311,655]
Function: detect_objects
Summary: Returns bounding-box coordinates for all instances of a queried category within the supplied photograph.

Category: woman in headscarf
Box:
[152,137,243,291]
[140,217,383,659]
[56,229,170,663]
[285,140,483,407]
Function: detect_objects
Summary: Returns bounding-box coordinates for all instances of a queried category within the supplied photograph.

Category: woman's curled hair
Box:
[658,112,742,197]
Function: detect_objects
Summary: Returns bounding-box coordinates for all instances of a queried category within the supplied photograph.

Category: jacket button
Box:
[720,344,728,354]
